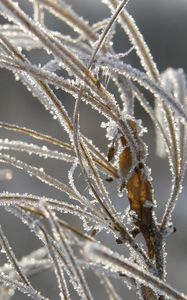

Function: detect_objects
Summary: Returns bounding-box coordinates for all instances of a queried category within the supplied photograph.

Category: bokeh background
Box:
[0,0,187,299]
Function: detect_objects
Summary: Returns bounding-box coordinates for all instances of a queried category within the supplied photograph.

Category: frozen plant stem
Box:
[84,242,187,300]
[0,0,186,300]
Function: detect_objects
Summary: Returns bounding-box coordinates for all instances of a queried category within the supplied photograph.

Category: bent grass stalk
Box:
[0,1,186,299]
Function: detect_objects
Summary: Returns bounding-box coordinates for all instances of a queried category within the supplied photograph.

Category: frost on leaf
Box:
[0,0,186,300]
[127,167,155,259]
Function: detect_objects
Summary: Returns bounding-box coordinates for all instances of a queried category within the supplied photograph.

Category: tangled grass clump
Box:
[0,1,186,299]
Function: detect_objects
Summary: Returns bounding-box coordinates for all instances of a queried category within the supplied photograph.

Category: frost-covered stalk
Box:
[0,1,186,300]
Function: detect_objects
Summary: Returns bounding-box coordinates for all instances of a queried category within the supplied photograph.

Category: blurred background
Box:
[0,0,187,299]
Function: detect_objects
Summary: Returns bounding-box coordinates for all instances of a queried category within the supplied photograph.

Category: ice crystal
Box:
[0,0,186,299]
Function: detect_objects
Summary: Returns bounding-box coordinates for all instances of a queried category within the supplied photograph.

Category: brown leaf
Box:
[119,146,132,184]
[127,168,155,258]
[127,169,153,214]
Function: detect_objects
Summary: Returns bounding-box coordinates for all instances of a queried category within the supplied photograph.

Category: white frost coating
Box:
[68,161,91,206]
[38,209,71,300]
[158,68,187,231]
[0,192,103,226]
[0,272,48,300]
[0,24,41,50]
[0,55,73,137]
[102,0,159,80]
[0,153,83,203]
[36,0,92,39]
[101,120,118,141]
[0,139,75,162]
[97,58,187,122]
[0,225,31,287]
[84,242,187,300]
[0,0,185,299]
[158,68,187,160]
[18,72,73,137]
[41,205,93,300]
[1,256,50,281]
[161,222,175,238]
[155,101,167,157]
